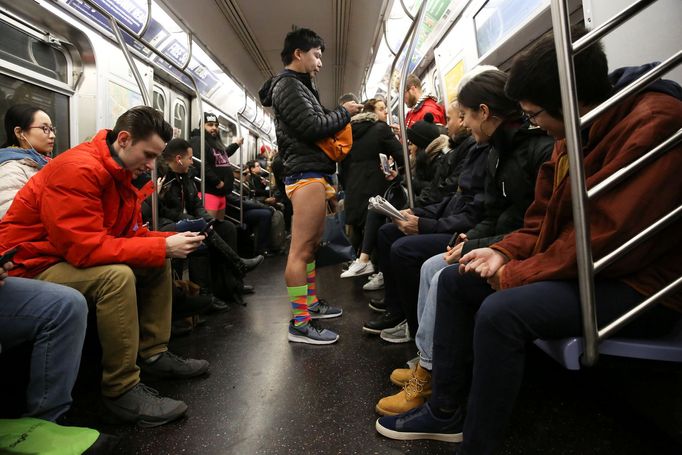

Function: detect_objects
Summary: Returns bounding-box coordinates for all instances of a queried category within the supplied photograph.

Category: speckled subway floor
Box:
[38,256,682,453]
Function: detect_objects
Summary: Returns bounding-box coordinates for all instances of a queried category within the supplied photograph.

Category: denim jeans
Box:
[430,268,680,455]
[0,277,88,421]
[415,253,449,370]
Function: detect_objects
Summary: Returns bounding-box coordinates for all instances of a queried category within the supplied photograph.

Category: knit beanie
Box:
[204,112,218,123]
[407,113,441,148]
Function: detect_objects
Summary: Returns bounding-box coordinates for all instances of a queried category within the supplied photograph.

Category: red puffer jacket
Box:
[0,129,171,278]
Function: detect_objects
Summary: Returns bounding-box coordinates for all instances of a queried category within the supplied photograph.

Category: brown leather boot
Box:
[389,366,413,387]
[376,363,432,416]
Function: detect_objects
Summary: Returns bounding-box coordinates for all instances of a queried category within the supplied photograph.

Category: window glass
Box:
[173,101,187,139]
[219,118,237,147]
[474,0,545,57]
[0,21,69,83]
[153,89,166,114]
[0,73,70,154]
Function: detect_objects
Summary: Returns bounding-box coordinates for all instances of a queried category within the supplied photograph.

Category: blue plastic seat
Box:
[534,320,682,370]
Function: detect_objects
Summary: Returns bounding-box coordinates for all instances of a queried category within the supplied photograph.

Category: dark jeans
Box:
[360,211,386,257]
[376,223,450,332]
[431,267,680,455]
[244,207,272,252]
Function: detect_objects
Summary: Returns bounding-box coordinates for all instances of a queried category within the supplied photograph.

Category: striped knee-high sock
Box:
[288,284,310,327]
[306,262,319,308]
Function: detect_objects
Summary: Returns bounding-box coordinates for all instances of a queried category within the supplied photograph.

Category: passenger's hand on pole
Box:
[443,241,465,265]
[0,261,13,286]
[394,213,419,235]
[458,247,508,278]
[390,123,401,135]
[342,101,363,116]
[165,232,205,258]
[487,264,506,291]
[233,137,244,146]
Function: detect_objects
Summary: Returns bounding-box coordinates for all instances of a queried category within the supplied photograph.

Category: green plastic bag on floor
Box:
[0,417,99,454]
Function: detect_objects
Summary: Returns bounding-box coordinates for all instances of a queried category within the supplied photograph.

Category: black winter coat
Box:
[413,141,490,234]
[142,168,210,231]
[462,121,554,254]
[189,129,239,197]
[339,113,403,226]
[259,69,350,176]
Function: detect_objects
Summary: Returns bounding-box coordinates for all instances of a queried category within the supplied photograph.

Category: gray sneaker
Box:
[380,320,411,343]
[140,351,209,379]
[102,383,187,427]
[288,320,339,345]
[309,299,343,319]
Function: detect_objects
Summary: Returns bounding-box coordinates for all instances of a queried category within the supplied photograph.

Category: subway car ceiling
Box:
[0,0,680,157]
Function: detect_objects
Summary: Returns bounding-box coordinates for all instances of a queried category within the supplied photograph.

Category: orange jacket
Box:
[405,97,446,128]
[492,91,682,311]
[0,129,171,278]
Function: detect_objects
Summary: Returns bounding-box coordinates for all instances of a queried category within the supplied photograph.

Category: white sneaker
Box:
[380,320,411,343]
[340,259,375,278]
[362,272,384,291]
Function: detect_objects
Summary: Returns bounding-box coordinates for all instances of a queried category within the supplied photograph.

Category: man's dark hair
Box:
[162,138,191,161]
[505,25,612,118]
[112,106,173,143]
[280,28,325,65]
[458,70,521,119]
[246,159,258,172]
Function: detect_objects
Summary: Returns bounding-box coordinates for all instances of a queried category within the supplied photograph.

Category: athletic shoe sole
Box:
[287,332,339,345]
[102,400,188,428]
[380,333,412,343]
[340,267,375,278]
[362,325,382,334]
[309,309,343,319]
[375,418,462,443]
[363,283,385,291]
[368,302,387,312]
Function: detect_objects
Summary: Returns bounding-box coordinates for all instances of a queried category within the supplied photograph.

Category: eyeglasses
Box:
[28,125,57,135]
[522,109,545,125]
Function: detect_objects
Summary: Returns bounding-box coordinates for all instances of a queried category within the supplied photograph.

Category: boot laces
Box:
[403,372,427,400]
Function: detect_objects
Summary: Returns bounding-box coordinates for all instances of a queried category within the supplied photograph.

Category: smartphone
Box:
[199,219,216,236]
[447,232,460,248]
[0,247,18,267]
[379,153,391,175]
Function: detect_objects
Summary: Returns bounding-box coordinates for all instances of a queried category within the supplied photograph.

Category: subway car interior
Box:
[0,0,681,453]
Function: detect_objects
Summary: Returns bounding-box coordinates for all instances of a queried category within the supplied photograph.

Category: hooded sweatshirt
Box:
[0,147,50,218]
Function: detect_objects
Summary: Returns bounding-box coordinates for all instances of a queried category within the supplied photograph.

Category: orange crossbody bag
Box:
[316,124,353,162]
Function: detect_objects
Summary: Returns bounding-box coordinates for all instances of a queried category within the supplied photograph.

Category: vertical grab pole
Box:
[236,89,247,226]
[109,17,160,231]
[187,34,206,207]
[397,0,428,209]
[550,0,599,366]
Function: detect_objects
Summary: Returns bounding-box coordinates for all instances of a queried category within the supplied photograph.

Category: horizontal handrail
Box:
[593,204,682,273]
[588,129,682,199]
[581,50,682,127]
[599,275,682,340]
[573,0,657,55]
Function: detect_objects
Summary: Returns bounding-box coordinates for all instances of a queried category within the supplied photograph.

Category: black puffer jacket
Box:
[189,129,239,197]
[259,69,350,176]
[339,112,403,226]
[141,167,210,231]
[462,121,554,254]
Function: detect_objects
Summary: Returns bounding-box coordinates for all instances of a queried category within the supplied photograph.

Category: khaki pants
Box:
[36,261,172,397]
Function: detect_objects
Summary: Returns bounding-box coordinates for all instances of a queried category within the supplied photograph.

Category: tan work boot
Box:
[389,365,414,387]
[376,363,432,416]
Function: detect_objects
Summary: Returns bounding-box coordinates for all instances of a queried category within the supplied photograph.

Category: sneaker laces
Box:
[134,383,162,399]
[310,299,329,312]
[162,351,190,365]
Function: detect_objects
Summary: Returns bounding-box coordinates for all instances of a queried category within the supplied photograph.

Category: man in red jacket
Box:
[375,28,682,453]
[403,74,446,128]
[0,106,209,427]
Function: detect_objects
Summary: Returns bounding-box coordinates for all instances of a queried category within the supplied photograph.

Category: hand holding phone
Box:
[199,219,217,237]
[379,153,391,175]
[0,247,18,267]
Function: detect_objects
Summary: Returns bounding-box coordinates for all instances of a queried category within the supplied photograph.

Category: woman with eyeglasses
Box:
[0,104,55,218]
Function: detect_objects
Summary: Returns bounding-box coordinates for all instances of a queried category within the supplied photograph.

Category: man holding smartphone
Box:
[0,106,208,427]
[0,257,88,421]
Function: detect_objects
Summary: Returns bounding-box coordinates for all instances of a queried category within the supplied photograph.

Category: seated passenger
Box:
[375,68,554,414]
[0,104,55,218]
[0,106,210,427]
[375,28,682,454]
[339,97,402,277]
[0,259,87,421]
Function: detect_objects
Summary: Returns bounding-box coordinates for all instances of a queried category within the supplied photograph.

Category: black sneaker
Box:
[102,383,187,427]
[363,311,406,334]
[206,296,231,313]
[240,255,264,272]
[140,351,209,379]
[368,297,386,313]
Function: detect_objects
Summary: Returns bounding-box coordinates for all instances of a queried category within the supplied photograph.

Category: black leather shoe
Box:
[240,255,264,272]
[241,284,255,295]
[368,297,386,313]
[207,296,231,313]
[362,311,406,334]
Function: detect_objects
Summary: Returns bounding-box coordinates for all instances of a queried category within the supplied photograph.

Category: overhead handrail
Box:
[399,0,415,21]
[550,0,681,366]
[82,0,206,213]
[382,22,398,57]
